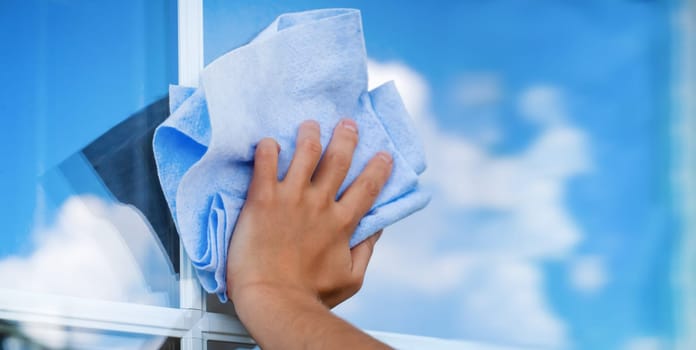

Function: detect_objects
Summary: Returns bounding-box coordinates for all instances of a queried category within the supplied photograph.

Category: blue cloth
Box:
[153,8,430,301]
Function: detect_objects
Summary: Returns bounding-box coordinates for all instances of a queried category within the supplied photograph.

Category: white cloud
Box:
[622,337,667,350]
[368,60,430,121]
[342,60,597,348]
[451,74,502,108]
[569,255,608,293]
[518,85,568,126]
[347,200,570,348]
[447,73,505,147]
[457,260,567,346]
[0,194,175,305]
[0,194,176,349]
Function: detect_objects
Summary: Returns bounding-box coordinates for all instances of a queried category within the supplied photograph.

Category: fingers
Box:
[338,151,393,219]
[248,138,279,200]
[284,120,322,187]
[350,230,382,281]
[312,119,359,196]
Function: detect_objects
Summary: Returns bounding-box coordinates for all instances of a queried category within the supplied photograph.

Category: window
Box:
[201,0,695,348]
[1,0,694,349]
[0,0,254,349]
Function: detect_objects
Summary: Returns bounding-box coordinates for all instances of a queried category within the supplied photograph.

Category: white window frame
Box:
[674,0,696,350]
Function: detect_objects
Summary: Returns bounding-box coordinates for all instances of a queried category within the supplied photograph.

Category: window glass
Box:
[207,340,256,350]
[0,320,179,350]
[0,0,180,307]
[203,1,684,348]
[206,293,238,315]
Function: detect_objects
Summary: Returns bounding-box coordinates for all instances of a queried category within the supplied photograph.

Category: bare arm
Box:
[226,119,393,350]
[233,285,387,350]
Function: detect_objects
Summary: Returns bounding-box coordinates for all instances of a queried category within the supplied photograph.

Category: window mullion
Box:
[177,0,206,348]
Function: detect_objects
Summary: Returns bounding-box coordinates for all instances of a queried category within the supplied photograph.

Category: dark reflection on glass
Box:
[0,98,179,307]
[79,96,180,273]
[206,292,238,315]
[158,338,182,350]
[11,97,182,307]
[207,340,256,350]
[17,97,179,306]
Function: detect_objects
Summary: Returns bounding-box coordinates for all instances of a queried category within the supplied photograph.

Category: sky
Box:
[0,0,178,256]
[0,0,687,349]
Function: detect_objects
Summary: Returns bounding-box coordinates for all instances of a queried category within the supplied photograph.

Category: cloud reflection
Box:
[0,194,177,348]
[335,60,594,348]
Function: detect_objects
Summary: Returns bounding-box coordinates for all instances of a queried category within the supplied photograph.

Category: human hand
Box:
[226,119,393,310]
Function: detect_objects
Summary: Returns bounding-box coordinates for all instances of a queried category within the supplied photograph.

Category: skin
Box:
[227,118,393,350]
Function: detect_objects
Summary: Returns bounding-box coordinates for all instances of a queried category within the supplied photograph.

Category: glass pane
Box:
[206,293,238,315]
[0,1,180,307]
[207,340,256,350]
[0,321,179,350]
[203,1,687,348]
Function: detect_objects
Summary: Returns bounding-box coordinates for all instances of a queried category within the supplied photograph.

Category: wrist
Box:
[229,279,391,350]
[231,281,322,321]
[231,283,330,349]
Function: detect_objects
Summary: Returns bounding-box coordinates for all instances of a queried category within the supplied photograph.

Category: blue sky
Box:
[0,1,682,349]
[0,0,177,256]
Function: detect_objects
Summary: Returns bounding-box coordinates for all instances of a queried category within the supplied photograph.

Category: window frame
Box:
[674,0,696,349]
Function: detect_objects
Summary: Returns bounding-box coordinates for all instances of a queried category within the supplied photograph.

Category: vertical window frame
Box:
[674,0,696,349]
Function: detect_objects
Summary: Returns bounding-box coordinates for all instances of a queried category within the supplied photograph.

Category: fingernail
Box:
[303,119,320,130]
[377,151,393,164]
[340,118,358,133]
[274,140,281,153]
[298,120,320,141]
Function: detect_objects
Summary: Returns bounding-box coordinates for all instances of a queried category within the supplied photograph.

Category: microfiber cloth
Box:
[153,8,430,301]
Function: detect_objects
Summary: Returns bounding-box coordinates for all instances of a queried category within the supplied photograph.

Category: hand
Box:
[225,119,393,349]
[227,118,393,310]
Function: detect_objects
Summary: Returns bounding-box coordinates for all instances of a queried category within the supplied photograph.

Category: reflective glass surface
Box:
[0,321,178,350]
[0,0,180,307]
[207,340,255,350]
[204,1,687,348]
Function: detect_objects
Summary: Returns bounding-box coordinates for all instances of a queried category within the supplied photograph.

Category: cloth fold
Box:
[153,8,430,301]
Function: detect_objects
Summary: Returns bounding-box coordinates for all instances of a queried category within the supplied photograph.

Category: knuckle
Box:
[316,280,332,295]
[279,185,304,205]
[335,207,357,228]
[328,151,352,172]
[361,178,381,198]
[247,190,275,208]
[299,137,322,156]
[313,190,333,209]
[349,275,364,293]
[315,200,331,213]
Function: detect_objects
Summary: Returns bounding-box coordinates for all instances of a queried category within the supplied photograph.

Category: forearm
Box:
[233,285,391,350]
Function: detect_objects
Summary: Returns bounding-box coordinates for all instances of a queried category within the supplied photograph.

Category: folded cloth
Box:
[153,8,430,301]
